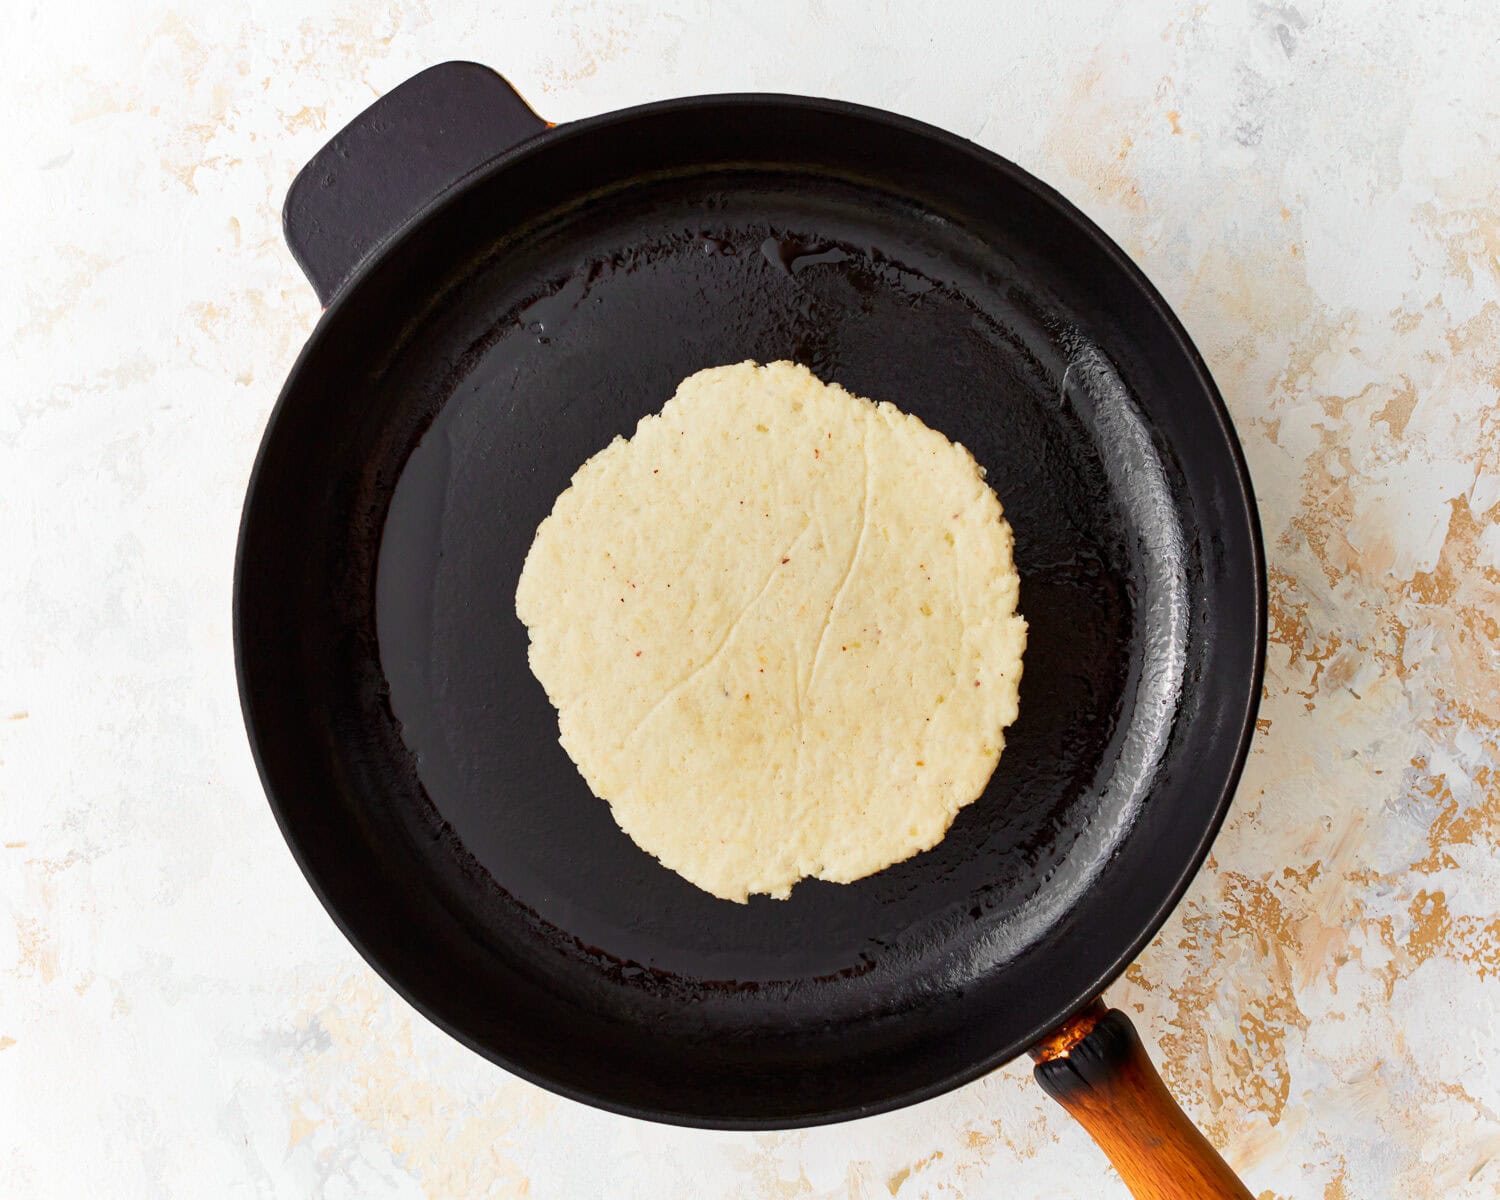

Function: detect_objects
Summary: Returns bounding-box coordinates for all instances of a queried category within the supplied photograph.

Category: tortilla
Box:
[516,361,1025,902]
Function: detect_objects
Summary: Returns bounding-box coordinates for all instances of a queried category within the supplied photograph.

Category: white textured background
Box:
[3,1,1499,1196]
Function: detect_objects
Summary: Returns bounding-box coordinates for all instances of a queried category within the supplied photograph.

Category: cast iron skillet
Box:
[237,62,1263,1194]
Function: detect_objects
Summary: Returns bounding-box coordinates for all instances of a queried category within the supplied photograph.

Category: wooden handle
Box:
[1031,1001,1252,1199]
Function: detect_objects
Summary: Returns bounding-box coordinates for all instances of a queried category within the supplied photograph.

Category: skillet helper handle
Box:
[283,61,548,306]
[1032,1002,1253,1200]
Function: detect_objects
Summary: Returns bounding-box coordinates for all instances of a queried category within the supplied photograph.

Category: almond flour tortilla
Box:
[515,360,1026,902]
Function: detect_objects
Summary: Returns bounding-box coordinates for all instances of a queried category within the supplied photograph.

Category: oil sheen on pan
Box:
[372,188,1182,984]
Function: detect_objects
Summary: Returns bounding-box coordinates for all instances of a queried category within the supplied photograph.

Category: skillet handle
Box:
[283,61,549,306]
[1032,1001,1253,1199]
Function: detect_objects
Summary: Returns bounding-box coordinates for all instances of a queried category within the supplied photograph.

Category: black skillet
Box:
[237,62,1263,1196]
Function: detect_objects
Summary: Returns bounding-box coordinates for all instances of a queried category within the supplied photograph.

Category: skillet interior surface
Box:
[236,98,1263,1126]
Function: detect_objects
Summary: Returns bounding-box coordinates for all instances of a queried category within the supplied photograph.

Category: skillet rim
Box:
[234,89,1268,1128]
